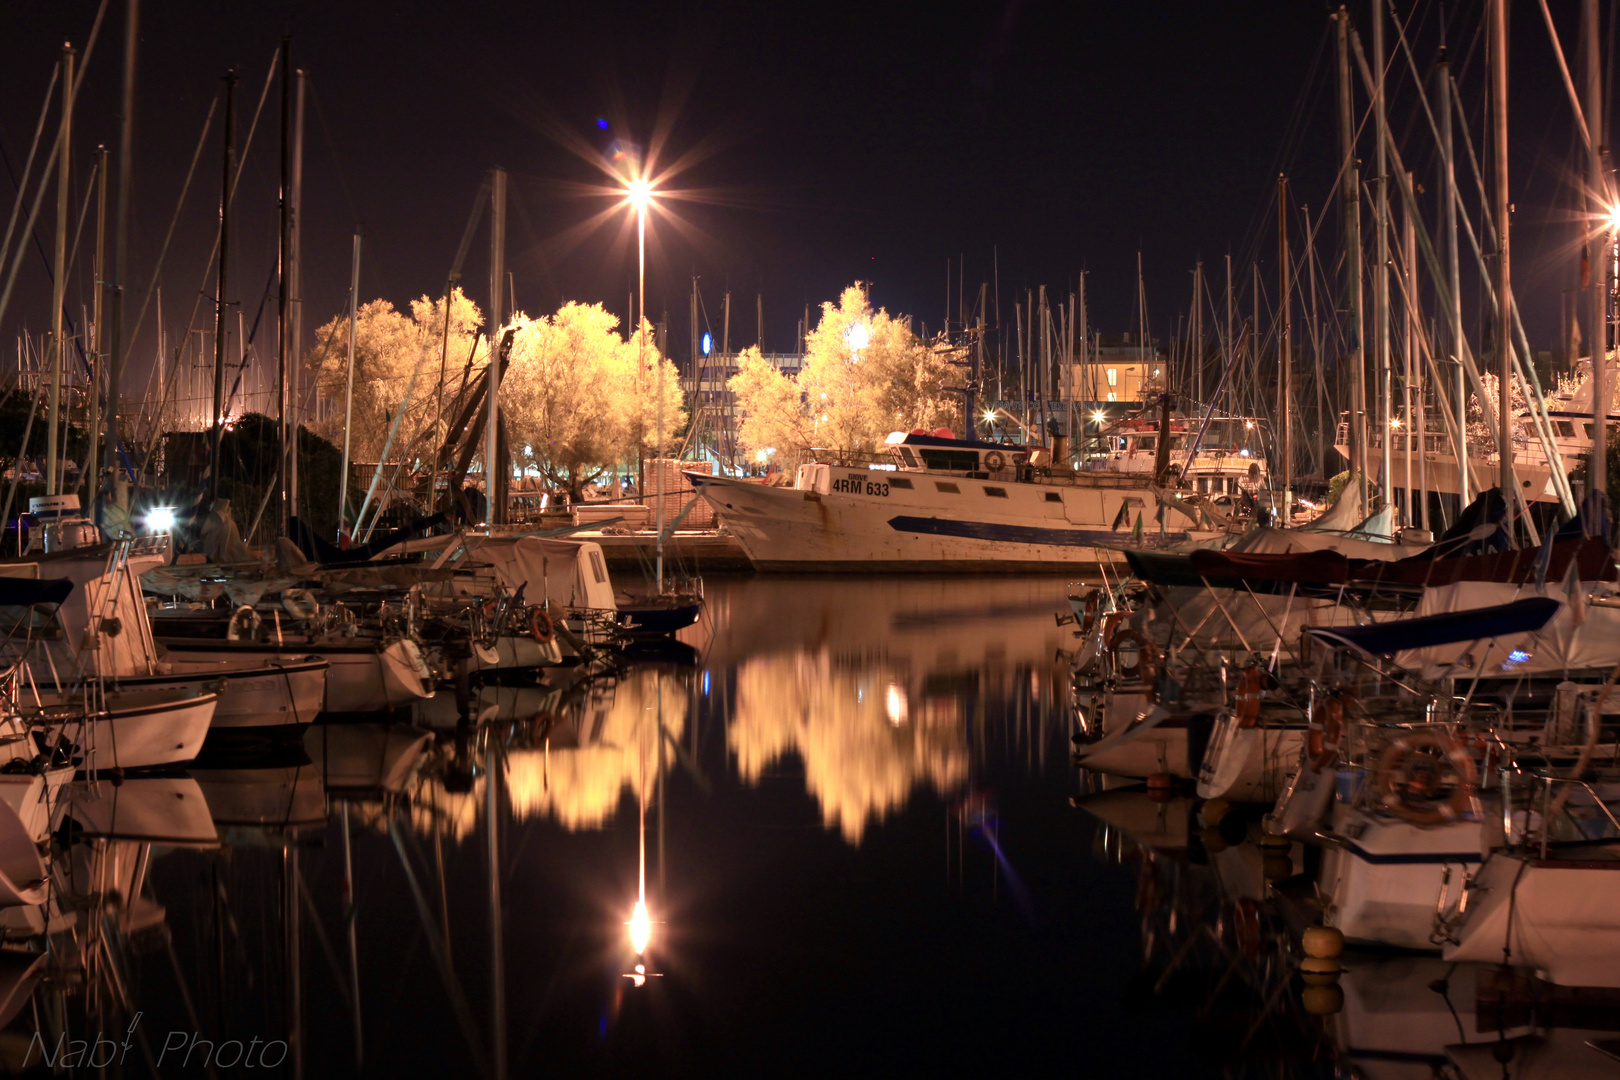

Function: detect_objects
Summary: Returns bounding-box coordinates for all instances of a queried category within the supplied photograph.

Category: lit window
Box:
[1106,392,1117,402]
[1107,368,1118,387]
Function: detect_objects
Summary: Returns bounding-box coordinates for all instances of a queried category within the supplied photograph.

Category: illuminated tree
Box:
[729,284,961,459]
[500,303,684,498]
[305,288,485,466]
[729,346,813,466]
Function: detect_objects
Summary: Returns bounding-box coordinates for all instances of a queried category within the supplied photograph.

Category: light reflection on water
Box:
[6,575,1301,1078]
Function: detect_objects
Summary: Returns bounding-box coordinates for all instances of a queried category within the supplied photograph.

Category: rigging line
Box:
[167,48,282,430]
[126,92,220,395]
[0,0,109,346]
[0,62,60,291]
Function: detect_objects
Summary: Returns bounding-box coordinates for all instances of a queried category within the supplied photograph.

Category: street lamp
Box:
[620,172,664,590]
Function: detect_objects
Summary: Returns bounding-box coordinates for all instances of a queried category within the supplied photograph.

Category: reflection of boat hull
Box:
[691,471,1204,572]
[57,776,219,844]
[1075,700,1301,803]
[0,768,73,843]
[159,638,433,712]
[303,723,431,794]
[191,764,327,829]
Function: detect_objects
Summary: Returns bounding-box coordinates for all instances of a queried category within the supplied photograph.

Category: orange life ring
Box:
[1375,731,1477,827]
[1107,628,1159,694]
[1307,689,1352,771]
[528,605,556,645]
[1234,666,1265,729]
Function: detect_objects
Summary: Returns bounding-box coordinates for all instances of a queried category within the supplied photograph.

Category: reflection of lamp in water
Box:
[885,683,908,726]
[630,899,650,954]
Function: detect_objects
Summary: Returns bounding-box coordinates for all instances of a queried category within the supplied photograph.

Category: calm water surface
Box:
[45,576,1320,1076]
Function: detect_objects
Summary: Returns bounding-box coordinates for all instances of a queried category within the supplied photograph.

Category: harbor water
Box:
[77,574,1229,1077]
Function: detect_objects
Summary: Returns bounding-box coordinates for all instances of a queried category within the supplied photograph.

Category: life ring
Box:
[1107,628,1159,696]
[226,605,261,642]
[983,450,1006,472]
[1307,689,1352,770]
[1375,731,1477,827]
[1234,666,1265,728]
[528,605,556,645]
[281,588,320,621]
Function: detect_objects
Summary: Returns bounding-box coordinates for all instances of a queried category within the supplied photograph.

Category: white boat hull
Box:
[692,471,1211,571]
[159,639,434,713]
[1443,851,1620,986]
[1321,805,1485,951]
[29,690,218,771]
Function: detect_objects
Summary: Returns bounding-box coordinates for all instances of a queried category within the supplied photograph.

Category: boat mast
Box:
[1373,0,1393,515]
[1491,0,1513,532]
[288,65,306,525]
[1336,8,1367,515]
[487,166,506,528]
[210,71,236,504]
[88,144,106,500]
[1406,173,1422,530]
[277,38,290,530]
[1586,0,1608,516]
[1438,41,1468,506]
[106,0,135,502]
[46,42,74,498]
[337,231,360,540]
[1278,173,1291,523]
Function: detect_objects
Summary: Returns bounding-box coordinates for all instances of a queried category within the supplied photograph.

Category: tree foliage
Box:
[729,284,961,462]
[306,294,683,501]
[305,288,486,467]
[503,304,683,496]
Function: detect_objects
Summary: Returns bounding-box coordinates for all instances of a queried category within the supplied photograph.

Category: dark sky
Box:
[0,1,1597,390]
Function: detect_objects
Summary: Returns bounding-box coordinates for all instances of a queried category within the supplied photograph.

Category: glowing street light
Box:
[145,506,177,533]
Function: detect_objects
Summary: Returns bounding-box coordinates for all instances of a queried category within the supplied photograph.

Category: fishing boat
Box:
[689,430,1227,572]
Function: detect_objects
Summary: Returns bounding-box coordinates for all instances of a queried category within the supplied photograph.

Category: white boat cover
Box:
[1394,580,1620,677]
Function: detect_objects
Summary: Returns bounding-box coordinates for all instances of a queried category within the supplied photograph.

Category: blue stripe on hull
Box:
[887,515,1189,548]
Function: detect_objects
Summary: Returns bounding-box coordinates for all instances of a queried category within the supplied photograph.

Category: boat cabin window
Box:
[1555,420,1575,437]
[983,487,1008,498]
[589,550,608,584]
[1137,436,1155,451]
[889,477,914,489]
[935,481,960,494]
[1044,492,1062,503]
[919,448,981,472]
[898,447,920,468]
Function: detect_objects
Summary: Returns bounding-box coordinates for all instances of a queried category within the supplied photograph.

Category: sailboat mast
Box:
[1586,0,1608,512]
[338,231,361,540]
[46,43,74,498]
[1373,0,1393,514]
[289,67,305,522]
[1406,176,1422,530]
[1491,0,1513,529]
[88,145,106,499]
[1336,8,1366,515]
[106,0,136,494]
[1278,174,1291,522]
[277,38,290,531]
[1438,46,1468,505]
[210,71,236,503]
[487,166,506,527]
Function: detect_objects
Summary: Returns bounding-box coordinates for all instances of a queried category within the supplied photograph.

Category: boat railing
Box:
[799,447,899,470]
[1517,773,1620,859]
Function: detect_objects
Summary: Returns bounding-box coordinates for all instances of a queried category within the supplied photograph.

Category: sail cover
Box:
[1304,596,1560,657]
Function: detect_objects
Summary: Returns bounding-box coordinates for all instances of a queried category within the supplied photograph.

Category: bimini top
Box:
[1304,596,1560,657]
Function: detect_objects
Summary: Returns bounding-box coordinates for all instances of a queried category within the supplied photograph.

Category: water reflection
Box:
[0,575,1249,1077]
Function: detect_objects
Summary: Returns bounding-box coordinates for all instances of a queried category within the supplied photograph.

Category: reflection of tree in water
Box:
[503,669,687,832]
[729,651,967,844]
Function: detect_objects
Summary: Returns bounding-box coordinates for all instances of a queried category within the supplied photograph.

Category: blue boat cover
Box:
[0,577,72,607]
[1303,596,1561,656]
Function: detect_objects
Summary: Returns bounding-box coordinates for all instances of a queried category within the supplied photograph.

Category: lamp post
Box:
[624,177,664,591]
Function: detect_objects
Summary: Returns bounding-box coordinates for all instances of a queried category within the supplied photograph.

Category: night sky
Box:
[0,1,1597,387]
